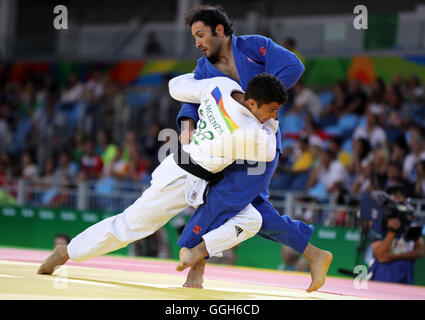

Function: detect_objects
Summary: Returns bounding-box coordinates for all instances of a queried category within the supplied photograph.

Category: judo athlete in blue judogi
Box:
[175,5,332,292]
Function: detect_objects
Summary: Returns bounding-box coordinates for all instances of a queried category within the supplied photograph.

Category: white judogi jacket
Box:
[169,74,278,206]
[169,73,278,173]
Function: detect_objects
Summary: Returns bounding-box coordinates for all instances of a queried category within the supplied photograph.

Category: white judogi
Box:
[67,74,278,261]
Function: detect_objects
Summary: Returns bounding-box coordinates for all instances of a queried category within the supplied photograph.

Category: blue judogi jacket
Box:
[176,34,304,137]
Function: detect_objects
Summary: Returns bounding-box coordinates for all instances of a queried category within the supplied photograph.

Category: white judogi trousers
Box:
[67,154,262,262]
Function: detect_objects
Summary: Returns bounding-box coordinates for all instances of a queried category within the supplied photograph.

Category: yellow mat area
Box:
[0,260,365,300]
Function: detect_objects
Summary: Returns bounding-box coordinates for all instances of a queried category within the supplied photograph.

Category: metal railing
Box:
[2,178,424,228]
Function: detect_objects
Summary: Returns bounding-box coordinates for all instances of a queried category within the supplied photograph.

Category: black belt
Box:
[173,148,224,203]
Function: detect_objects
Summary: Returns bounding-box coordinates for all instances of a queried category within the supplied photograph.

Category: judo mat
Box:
[1,247,424,300]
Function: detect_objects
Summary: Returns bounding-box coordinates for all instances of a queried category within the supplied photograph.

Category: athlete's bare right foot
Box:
[182,259,206,289]
[176,242,208,272]
[302,244,333,293]
[37,245,70,275]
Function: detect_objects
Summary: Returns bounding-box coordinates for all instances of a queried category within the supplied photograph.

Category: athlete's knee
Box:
[244,210,262,236]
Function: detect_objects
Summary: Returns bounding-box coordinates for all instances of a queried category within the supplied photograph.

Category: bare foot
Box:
[302,244,333,293]
[183,259,206,289]
[37,245,70,275]
[176,242,208,272]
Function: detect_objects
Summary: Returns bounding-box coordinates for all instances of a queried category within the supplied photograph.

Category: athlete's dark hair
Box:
[244,73,287,107]
[184,5,234,36]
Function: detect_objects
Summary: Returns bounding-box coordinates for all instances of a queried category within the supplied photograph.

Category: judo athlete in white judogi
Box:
[37,72,287,276]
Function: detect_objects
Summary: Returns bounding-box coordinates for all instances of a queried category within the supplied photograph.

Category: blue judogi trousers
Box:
[177,153,314,255]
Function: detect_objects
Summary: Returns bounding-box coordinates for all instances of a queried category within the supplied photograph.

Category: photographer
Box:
[367,185,425,284]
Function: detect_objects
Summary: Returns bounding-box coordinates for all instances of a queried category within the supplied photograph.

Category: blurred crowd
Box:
[272,73,425,224]
[1,62,425,217]
[0,64,182,207]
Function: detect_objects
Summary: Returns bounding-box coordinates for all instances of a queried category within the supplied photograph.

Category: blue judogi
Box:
[177,34,313,254]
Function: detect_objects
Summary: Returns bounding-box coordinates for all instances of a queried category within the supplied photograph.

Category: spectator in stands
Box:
[405,75,423,103]
[292,80,322,121]
[71,131,85,165]
[122,130,138,163]
[0,155,15,204]
[386,84,412,130]
[96,129,117,168]
[208,247,239,266]
[39,158,56,188]
[47,176,72,208]
[308,136,323,169]
[386,109,405,146]
[141,123,162,172]
[20,80,38,118]
[60,73,84,105]
[0,101,13,154]
[0,158,10,187]
[353,103,387,149]
[307,148,350,197]
[278,245,310,272]
[386,161,410,189]
[143,31,164,57]
[110,83,130,143]
[78,86,101,137]
[32,94,67,169]
[328,136,351,169]
[292,136,315,173]
[408,80,425,128]
[303,114,329,143]
[107,146,129,180]
[157,74,181,129]
[295,257,310,272]
[131,229,171,259]
[21,151,39,184]
[53,151,77,187]
[368,77,387,130]
[278,245,299,271]
[414,160,425,198]
[77,139,103,182]
[391,74,404,90]
[85,70,105,102]
[54,233,71,248]
[390,136,409,167]
[282,37,305,66]
[0,152,14,184]
[352,156,373,195]
[127,145,148,183]
[346,78,368,116]
[350,137,372,174]
[319,80,349,127]
[370,77,387,106]
[35,74,56,111]
[371,148,390,191]
[403,125,425,184]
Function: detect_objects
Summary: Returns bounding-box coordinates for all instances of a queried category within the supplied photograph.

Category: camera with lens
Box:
[371,190,423,241]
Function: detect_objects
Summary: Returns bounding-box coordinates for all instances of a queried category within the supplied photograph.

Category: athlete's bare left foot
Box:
[37,245,70,275]
[182,259,206,289]
[302,244,333,293]
[176,241,208,272]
